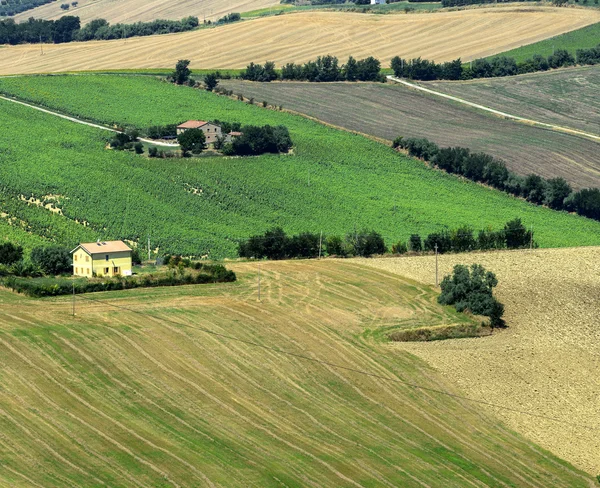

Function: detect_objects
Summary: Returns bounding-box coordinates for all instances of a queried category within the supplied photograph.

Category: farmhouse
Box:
[72,240,133,277]
[177,120,222,144]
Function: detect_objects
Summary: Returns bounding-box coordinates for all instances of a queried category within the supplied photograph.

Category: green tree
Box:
[504,218,533,249]
[30,246,71,275]
[408,234,422,252]
[204,72,219,91]
[172,59,191,85]
[177,128,206,156]
[438,264,505,327]
[344,55,359,81]
[0,242,23,265]
[543,177,572,210]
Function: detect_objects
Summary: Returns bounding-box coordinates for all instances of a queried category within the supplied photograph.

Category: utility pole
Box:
[435,243,438,287]
[530,225,533,251]
[257,264,261,301]
[40,35,43,55]
[147,236,151,261]
[318,231,323,259]
[72,282,75,316]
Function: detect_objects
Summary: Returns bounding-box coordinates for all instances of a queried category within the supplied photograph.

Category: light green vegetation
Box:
[242,1,441,17]
[1,74,600,258]
[489,21,600,63]
[0,259,594,486]
[427,65,600,135]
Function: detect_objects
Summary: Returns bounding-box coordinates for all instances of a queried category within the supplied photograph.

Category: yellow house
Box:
[71,241,133,277]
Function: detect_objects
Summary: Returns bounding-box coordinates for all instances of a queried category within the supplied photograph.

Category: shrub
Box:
[438,263,505,328]
[30,245,72,275]
[325,235,346,256]
[391,241,408,254]
[0,242,23,265]
[408,234,422,252]
[504,218,534,249]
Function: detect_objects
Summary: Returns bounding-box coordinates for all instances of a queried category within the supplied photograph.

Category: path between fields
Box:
[0,95,179,147]
[386,75,600,143]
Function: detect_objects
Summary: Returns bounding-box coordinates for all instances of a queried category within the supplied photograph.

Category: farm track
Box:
[0,260,594,486]
[1,6,599,74]
[220,79,600,189]
[360,246,600,475]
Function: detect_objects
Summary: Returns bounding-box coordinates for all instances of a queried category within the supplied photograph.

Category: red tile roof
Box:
[73,241,132,255]
[177,120,208,129]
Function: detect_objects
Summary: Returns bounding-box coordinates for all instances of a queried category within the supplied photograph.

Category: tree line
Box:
[393,136,600,221]
[0,15,198,44]
[240,56,384,82]
[0,0,55,17]
[238,219,535,260]
[391,46,600,81]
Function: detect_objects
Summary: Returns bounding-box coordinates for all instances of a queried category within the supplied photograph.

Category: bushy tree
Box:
[177,128,206,156]
[30,246,71,275]
[204,72,219,91]
[0,242,23,265]
[438,264,505,327]
[172,59,191,85]
[325,235,346,256]
[408,234,422,252]
[504,218,533,249]
[543,177,571,210]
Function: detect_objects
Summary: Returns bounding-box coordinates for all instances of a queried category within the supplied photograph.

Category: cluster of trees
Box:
[438,264,505,328]
[221,125,292,156]
[0,243,72,277]
[390,47,599,81]
[442,0,533,6]
[110,128,144,154]
[240,56,383,82]
[402,218,535,255]
[60,2,78,10]
[394,137,600,221]
[238,228,386,260]
[215,12,241,24]
[0,0,55,17]
[0,15,198,45]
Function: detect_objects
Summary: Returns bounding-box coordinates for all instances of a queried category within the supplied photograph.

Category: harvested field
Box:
[360,247,600,474]
[427,65,600,135]
[1,6,599,74]
[220,79,600,189]
[0,259,594,486]
[12,0,280,24]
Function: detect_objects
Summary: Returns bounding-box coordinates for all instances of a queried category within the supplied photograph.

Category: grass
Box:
[489,21,600,63]
[0,259,594,486]
[426,65,600,135]
[220,79,600,189]
[2,75,600,257]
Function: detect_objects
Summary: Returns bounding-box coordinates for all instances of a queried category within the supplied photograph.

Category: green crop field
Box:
[220,79,600,189]
[1,74,600,257]
[427,65,600,135]
[0,259,594,486]
[489,21,600,63]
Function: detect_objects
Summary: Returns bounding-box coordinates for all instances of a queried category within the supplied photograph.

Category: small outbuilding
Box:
[371,0,386,4]
[72,240,133,277]
[176,120,223,145]
[225,131,243,143]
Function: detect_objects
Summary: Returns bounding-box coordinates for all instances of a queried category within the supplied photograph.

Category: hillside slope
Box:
[11,0,280,24]
[220,79,600,189]
[1,6,599,74]
[0,260,594,486]
[362,247,600,474]
[2,75,600,256]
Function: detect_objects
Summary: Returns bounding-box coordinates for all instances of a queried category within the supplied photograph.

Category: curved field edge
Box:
[1,74,600,258]
[0,259,594,486]
[1,6,599,74]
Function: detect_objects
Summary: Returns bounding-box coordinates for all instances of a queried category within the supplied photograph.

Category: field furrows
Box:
[360,247,600,474]
[11,0,280,24]
[1,6,599,74]
[0,260,592,486]
[221,80,600,189]
[426,66,600,136]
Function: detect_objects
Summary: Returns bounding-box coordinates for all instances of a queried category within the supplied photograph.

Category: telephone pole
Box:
[435,243,439,287]
[147,236,151,261]
[257,264,261,301]
[530,225,533,251]
[72,282,76,316]
[318,231,323,259]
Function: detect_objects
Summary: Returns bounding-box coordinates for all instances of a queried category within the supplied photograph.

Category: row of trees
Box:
[0,0,55,17]
[238,219,534,260]
[394,137,600,221]
[0,15,198,45]
[391,46,600,81]
[240,56,383,83]
[0,243,71,276]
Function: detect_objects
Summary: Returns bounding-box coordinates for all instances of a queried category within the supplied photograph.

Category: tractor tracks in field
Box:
[0,95,179,148]
[386,75,600,143]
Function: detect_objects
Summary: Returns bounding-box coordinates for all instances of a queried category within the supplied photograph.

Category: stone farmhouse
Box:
[177,121,243,145]
[72,240,133,277]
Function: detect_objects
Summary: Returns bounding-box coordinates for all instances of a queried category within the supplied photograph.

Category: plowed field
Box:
[1,6,599,74]
[360,247,600,474]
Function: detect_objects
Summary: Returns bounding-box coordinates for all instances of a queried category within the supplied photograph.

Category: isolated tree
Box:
[172,59,191,85]
[177,128,206,156]
[0,242,23,265]
[30,246,71,275]
[438,264,505,327]
[504,218,533,249]
[204,72,219,91]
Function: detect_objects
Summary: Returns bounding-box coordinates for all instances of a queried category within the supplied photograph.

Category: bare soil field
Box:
[221,79,600,189]
[427,65,600,135]
[1,6,599,74]
[1,260,592,485]
[360,247,600,475]
[12,0,280,24]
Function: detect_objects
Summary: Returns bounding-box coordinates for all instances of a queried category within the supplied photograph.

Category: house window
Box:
[104,267,109,274]
[113,267,120,274]
[74,255,78,261]
[75,267,78,273]
[87,268,90,275]
[85,255,89,262]
[105,255,109,261]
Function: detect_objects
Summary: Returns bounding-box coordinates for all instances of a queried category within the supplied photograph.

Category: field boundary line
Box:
[0,95,179,147]
[386,75,600,143]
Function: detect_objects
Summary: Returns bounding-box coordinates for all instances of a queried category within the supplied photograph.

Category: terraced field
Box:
[11,0,280,24]
[361,246,600,475]
[2,74,600,256]
[220,79,600,189]
[427,65,600,136]
[0,259,594,486]
[1,6,599,74]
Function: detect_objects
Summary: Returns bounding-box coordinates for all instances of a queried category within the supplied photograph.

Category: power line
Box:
[75,293,599,432]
